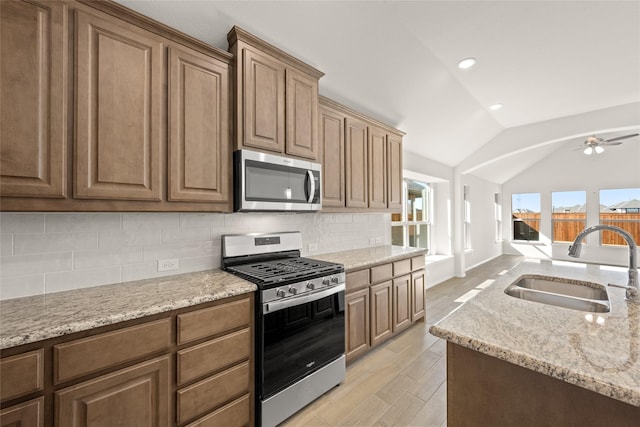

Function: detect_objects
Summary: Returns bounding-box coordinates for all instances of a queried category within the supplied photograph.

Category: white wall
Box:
[0,212,390,300]
[502,138,640,266]
[462,174,503,269]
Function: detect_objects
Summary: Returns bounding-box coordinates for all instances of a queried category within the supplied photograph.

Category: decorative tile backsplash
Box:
[0,212,390,300]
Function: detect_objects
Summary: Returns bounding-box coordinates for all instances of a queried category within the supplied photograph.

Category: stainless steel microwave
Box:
[234,149,321,212]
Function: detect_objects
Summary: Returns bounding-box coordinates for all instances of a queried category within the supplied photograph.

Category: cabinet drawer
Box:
[53,318,171,384]
[393,259,411,277]
[177,328,250,385]
[177,298,250,345]
[177,361,250,424]
[185,394,251,427]
[346,269,369,292]
[411,255,425,271]
[0,396,44,427]
[370,263,392,284]
[0,349,43,401]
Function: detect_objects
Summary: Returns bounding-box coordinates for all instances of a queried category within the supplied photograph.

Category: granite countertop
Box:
[1,245,422,350]
[310,245,426,271]
[0,270,256,350]
[429,258,640,407]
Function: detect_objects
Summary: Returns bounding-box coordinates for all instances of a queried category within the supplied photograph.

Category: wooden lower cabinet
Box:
[0,397,44,427]
[56,356,172,427]
[393,275,412,332]
[370,281,393,346]
[345,288,370,362]
[411,270,426,321]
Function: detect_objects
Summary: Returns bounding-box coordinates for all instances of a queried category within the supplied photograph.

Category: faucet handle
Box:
[608,283,631,290]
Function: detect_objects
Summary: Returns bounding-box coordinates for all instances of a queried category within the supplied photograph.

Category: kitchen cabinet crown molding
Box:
[227,25,324,79]
[319,95,405,137]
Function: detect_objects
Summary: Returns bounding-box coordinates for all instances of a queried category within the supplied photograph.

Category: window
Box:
[463,185,471,249]
[599,188,640,245]
[392,179,431,252]
[512,193,540,241]
[495,193,503,242]
[552,191,586,243]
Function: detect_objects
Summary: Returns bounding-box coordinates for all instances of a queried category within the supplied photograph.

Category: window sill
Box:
[425,254,453,265]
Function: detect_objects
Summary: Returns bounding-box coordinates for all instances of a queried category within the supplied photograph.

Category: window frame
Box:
[598,187,640,246]
[511,192,541,242]
[391,179,432,253]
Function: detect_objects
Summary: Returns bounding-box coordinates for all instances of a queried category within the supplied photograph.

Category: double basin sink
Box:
[505,275,610,313]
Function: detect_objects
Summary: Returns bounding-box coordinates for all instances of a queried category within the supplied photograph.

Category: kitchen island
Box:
[429,258,640,426]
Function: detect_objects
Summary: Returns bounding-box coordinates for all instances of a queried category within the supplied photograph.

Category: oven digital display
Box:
[255,236,280,246]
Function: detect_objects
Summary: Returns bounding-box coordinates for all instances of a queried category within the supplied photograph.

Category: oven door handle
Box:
[263,283,345,314]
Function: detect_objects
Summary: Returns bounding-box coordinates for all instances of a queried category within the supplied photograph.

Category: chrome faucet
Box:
[568,225,639,303]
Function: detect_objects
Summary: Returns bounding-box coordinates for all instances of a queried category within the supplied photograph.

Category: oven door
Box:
[259,284,345,399]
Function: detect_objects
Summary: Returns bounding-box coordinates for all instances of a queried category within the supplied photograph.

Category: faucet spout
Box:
[568,225,639,303]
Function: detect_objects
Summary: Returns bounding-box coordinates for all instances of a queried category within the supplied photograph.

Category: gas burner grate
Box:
[227,257,342,285]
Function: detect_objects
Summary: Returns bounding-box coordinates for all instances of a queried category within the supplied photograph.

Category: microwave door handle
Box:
[306,170,315,203]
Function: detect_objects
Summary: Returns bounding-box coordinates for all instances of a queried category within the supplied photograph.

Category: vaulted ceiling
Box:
[116,0,640,183]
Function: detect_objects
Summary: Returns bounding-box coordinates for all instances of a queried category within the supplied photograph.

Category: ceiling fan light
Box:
[584,147,593,155]
[594,145,604,154]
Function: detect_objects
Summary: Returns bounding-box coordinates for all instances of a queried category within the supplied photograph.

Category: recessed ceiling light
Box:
[489,103,503,110]
[457,57,476,69]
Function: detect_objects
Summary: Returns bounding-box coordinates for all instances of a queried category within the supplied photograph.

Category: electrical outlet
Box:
[158,258,179,272]
[308,243,318,252]
[375,237,382,244]
[369,237,376,246]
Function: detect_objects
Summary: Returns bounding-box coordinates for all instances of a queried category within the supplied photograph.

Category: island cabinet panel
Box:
[368,126,388,209]
[56,356,172,427]
[387,134,403,211]
[241,46,285,153]
[0,349,43,401]
[411,270,426,321]
[0,397,44,427]
[393,275,412,332]
[319,104,346,207]
[74,9,163,201]
[168,45,230,203]
[447,342,640,427]
[0,0,68,198]
[345,117,369,208]
[345,288,370,362]
[370,280,393,346]
[285,68,319,160]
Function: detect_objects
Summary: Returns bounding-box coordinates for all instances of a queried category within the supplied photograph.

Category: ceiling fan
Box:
[579,133,639,155]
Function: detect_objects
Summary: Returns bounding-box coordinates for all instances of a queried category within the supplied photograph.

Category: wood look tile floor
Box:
[280,255,524,427]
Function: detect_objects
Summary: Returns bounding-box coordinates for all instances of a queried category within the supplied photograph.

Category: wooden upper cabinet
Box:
[345,117,368,208]
[387,133,403,211]
[74,9,163,201]
[319,104,345,207]
[168,46,230,203]
[368,126,388,209]
[228,26,323,161]
[242,46,285,153]
[285,68,319,160]
[0,0,68,198]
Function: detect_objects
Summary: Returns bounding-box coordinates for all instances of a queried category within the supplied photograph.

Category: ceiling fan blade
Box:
[604,133,639,143]
[599,141,623,146]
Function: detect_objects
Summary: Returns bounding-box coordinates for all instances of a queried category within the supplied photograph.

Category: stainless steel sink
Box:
[505,275,610,313]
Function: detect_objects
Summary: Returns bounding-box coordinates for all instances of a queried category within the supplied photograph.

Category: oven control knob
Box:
[307,282,316,290]
[322,278,330,286]
[331,276,339,284]
[276,289,286,298]
[288,287,298,295]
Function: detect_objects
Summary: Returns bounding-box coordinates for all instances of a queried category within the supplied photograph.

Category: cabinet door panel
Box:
[345,118,368,208]
[0,397,44,427]
[345,289,370,362]
[387,134,403,211]
[243,47,284,153]
[319,106,345,207]
[169,46,230,203]
[368,126,387,209]
[0,0,67,198]
[411,270,426,321]
[370,280,392,346]
[393,275,412,332]
[285,68,319,160]
[75,10,163,200]
[0,349,43,401]
[56,356,171,427]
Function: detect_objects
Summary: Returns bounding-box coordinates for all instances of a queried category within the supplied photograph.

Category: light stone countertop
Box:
[0,269,256,350]
[0,245,423,350]
[310,245,426,271]
[429,258,640,407]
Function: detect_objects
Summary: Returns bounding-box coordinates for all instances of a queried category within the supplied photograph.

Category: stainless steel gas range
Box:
[222,232,345,427]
